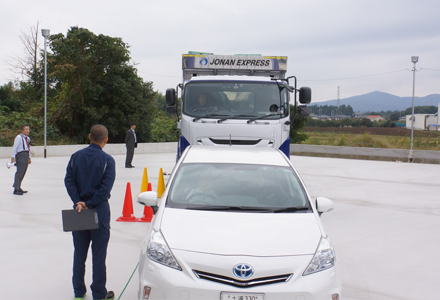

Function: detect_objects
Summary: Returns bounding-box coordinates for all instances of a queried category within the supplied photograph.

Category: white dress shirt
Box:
[11,134,32,158]
[132,129,137,143]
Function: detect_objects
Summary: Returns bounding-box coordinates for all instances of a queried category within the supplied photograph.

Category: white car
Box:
[137,146,341,300]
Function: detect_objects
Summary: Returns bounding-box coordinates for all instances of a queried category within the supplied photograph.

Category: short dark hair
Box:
[129,122,136,127]
[90,125,108,143]
[20,124,29,131]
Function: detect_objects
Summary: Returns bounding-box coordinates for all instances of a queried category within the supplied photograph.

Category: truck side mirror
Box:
[166,106,176,114]
[298,105,310,117]
[166,88,176,106]
[299,87,311,104]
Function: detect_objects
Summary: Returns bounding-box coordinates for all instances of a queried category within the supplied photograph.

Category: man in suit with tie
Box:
[125,122,137,168]
[11,124,32,195]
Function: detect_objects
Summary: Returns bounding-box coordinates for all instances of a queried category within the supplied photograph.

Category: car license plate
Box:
[220,292,265,300]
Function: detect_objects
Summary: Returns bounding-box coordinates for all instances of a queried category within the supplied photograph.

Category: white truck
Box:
[166,52,311,159]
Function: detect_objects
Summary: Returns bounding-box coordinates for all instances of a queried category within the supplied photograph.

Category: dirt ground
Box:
[301,127,440,138]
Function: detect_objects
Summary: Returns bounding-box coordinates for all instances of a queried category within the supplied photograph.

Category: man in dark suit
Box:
[125,122,137,168]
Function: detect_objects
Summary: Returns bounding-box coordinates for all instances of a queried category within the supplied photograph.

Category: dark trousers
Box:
[14,151,29,191]
[125,147,134,167]
[72,226,110,299]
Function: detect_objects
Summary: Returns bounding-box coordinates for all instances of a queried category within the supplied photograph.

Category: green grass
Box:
[301,132,440,151]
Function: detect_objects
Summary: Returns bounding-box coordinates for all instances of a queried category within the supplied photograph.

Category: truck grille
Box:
[192,270,292,288]
[209,138,261,145]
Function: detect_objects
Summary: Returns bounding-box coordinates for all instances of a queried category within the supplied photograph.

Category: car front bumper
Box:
[138,249,341,300]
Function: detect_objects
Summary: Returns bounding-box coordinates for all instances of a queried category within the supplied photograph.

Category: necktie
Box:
[22,134,30,151]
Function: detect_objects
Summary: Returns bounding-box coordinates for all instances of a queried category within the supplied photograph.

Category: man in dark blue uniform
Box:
[65,125,116,300]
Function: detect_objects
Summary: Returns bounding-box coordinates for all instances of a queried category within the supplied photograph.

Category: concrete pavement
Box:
[1,152,439,300]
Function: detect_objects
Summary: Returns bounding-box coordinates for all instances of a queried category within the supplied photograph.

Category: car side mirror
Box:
[315,197,334,215]
[137,191,159,214]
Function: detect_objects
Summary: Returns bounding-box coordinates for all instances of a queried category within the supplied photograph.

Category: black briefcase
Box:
[62,208,99,232]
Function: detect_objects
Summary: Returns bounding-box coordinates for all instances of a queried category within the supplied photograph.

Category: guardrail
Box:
[0,142,178,158]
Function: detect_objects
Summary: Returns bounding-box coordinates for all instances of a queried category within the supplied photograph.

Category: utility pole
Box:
[337,86,340,115]
[41,29,50,159]
[408,56,418,163]
[337,86,340,107]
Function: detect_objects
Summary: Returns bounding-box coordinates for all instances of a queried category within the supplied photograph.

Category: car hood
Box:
[160,208,322,256]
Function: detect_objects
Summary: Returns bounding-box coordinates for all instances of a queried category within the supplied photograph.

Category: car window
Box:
[167,163,309,211]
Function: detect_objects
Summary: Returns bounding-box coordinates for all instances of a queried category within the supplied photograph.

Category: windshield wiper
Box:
[193,114,229,122]
[217,114,257,123]
[247,113,278,124]
[267,206,310,213]
[186,205,273,212]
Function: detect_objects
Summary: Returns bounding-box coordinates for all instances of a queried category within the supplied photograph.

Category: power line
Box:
[420,68,440,72]
[137,71,180,78]
[301,69,409,82]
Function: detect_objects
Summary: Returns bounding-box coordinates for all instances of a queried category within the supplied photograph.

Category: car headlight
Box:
[147,229,182,270]
[303,236,335,276]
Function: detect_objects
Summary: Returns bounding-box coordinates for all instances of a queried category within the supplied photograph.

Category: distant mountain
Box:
[313,91,440,113]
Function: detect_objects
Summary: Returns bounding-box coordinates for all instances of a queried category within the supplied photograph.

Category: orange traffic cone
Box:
[138,182,154,222]
[116,182,139,222]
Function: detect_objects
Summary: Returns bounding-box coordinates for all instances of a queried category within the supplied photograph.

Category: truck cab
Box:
[166,53,311,159]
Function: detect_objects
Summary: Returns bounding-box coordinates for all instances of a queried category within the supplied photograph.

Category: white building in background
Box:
[406,104,440,131]
[367,115,385,122]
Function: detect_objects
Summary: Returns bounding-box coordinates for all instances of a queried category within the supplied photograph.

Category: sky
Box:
[1,0,439,103]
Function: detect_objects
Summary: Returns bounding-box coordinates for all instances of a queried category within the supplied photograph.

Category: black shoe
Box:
[19,189,28,193]
[13,190,23,195]
[125,166,134,168]
[94,291,115,300]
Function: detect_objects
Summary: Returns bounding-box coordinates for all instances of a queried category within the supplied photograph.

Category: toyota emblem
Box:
[233,264,254,278]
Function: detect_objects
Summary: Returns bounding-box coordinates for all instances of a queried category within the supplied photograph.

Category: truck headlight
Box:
[303,236,335,275]
[147,229,182,270]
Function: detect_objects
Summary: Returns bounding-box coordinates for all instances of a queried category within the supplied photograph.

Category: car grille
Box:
[192,270,293,288]
[209,138,262,145]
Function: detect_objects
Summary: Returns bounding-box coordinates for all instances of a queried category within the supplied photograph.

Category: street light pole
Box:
[408,56,418,163]
[41,29,50,159]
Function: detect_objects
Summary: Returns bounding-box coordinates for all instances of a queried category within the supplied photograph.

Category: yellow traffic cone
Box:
[141,167,149,193]
[157,168,165,198]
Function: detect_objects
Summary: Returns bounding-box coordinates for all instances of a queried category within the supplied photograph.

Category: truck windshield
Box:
[183,81,288,119]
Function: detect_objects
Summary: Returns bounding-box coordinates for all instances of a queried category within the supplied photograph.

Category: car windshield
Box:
[167,163,310,212]
[183,81,289,119]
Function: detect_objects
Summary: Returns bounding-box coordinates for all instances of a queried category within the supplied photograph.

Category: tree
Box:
[0,83,22,112]
[7,21,41,85]
[307,104,354,116]
[404,106,438,115]
[153,93,167,112]
[149,110,180,142]
[360,118,373,127]
[289,105,309,143]
[48,27,156,143]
